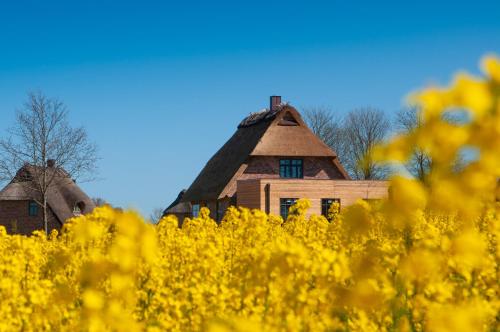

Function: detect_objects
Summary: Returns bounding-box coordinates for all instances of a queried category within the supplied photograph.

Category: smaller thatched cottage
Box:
[0,161,95,235]
[164,96,388,222]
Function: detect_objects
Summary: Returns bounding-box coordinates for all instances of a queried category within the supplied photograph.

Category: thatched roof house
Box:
[181,98,349,205]
[0,162,95,234]
[164,96,386,222]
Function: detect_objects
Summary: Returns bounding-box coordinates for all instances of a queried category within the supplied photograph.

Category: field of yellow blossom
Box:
[0,57,499,332]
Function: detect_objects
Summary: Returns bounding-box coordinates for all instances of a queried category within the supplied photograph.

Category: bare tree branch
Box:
[303,106,391,179]
[149,208,165,224]
[303,107,349,164]
[0,91,99,234]
[92,197,108,207]
[394,107,432,181]
[342,107,391,180]
[394,107,466,182]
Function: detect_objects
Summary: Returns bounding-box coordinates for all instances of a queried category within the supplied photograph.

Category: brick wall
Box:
[236,179,389,218]
[242,156,345,180]
[0,200,61,235]
[194,157,347,222]
[219,156,344,201]
[236,180,261,210]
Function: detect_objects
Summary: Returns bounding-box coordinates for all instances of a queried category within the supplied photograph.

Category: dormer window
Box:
[278,112,300,126]
[280,159,303,178]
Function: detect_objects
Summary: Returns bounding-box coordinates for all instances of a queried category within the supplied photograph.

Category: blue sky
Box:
[1,1,499,216]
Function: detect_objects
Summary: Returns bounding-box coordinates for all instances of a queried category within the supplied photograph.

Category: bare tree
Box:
[149,208,165,224]
[303,107,346,157]
[342,107,391,180]
[0,91,98,234]
[92,197,108,207]
[394,107,431,181]
[303,107,390,179]
[395,107,465,182]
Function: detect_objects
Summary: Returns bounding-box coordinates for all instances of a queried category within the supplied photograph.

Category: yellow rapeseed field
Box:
[0,57,499,332]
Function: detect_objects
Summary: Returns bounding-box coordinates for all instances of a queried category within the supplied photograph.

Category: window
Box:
[279,159,303,178]
[192,204,200,218]
[278,112,300,126]
[280,198,297,220]
[28,201,39,217]
[73,205,81,216]
[321,198,341,217]
[73,202,85,216]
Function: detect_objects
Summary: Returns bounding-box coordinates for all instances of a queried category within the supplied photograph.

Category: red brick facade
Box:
[242,156,345,180]
[196,157,347,220]
[0,200,61,235]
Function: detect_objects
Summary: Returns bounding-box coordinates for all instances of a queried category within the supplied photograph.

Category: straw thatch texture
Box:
[182,105,348,203]
[0,165,95,223]
[163,190,191,215]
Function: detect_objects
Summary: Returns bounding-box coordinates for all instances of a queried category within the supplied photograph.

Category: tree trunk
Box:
[43,197,48,235]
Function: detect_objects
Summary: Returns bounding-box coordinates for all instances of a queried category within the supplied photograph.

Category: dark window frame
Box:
[279,159,304,178]
[28,201,39,217]
[321,198,341,217]
[280,198,298,220]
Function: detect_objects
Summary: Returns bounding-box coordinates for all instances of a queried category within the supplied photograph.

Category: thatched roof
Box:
[163,190,191,216]
[0,164,95,223]
[182,104,349,202]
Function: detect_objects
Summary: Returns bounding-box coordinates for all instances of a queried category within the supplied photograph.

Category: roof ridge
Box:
[238,103,289,128]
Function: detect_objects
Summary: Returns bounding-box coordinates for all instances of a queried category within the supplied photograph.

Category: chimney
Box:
[47,159,56,168]
[270,95,281,111]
